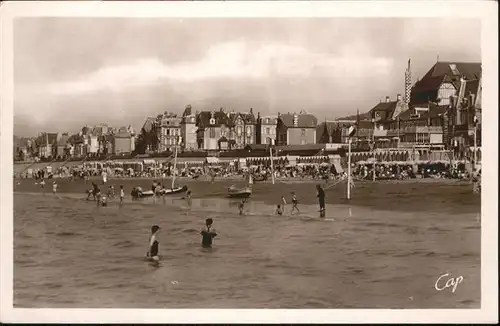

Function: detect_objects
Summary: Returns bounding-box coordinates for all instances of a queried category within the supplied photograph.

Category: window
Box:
[209,128,216,138]
[166,129,170,136]
[266,118,270,124]
[266,127,270,135]
[301,129,306,137]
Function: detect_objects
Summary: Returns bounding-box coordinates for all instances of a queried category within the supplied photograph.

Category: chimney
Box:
[396,94,402,102]
[293,113,299,127]
[250,108,253,114]
[385,96,390,103]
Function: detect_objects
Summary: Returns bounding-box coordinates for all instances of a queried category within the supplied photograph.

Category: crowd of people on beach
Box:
[19,157,480,185]
[352,161,476,181]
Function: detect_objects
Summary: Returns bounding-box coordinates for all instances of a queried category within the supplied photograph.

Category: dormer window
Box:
[266,118,270,124]
[449,64,460,76]
[209,118,215,125]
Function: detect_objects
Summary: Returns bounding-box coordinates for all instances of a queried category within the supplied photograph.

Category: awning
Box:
[333,160,343,174]
[206,157,219,164]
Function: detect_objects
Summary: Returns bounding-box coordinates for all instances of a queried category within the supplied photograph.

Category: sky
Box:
[13,17,481,136]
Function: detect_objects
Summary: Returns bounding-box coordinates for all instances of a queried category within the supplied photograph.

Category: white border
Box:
[1,1,498,323]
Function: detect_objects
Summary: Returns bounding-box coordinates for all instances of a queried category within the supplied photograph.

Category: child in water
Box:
[200,218,217,248]
[185,190,192,206]
[119,185,125,204]
[95,188,102,206]
[146,225,161,261]
[52,181,58,195]
[100,195,108,207]
[275,204,283,216]
[107,185,115,199]
[238,198,247,215]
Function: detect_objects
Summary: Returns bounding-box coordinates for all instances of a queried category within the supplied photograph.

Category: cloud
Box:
[45,41,393,96]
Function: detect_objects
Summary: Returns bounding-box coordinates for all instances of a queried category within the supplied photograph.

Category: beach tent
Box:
[206,157,219,165]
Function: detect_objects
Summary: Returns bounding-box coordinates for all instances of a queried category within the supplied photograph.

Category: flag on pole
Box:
[348,125,356,138]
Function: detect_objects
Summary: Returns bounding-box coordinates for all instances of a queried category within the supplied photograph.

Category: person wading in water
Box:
[316,184,326,218]
[200,218,217,248]
[146,225,161,261]
[290,192,300,214]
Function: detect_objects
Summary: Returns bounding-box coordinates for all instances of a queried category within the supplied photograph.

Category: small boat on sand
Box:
[228,185,252,198]
[139,185,188,198]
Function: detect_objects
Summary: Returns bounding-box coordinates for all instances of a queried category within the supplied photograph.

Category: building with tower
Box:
[180,105,198,151]
[195,109,233,150]
[231,108,257,149]
[404,59,412,104]
[158,112,181,153]
[410,61,481,107]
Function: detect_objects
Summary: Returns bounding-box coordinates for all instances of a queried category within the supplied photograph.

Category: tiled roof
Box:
[371,101,397,112]
[369,101,397,122]
[161,117,181,127]
[114,131,132,138]
[142,117,157,133]
[196,110,233,128]
[279,113,317,128]
[398,103,447,121]
[316,121,351,137]
[412,61,481,92]
[240,111,256,124]
[115,126,132,138]
[257,115,278,125]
